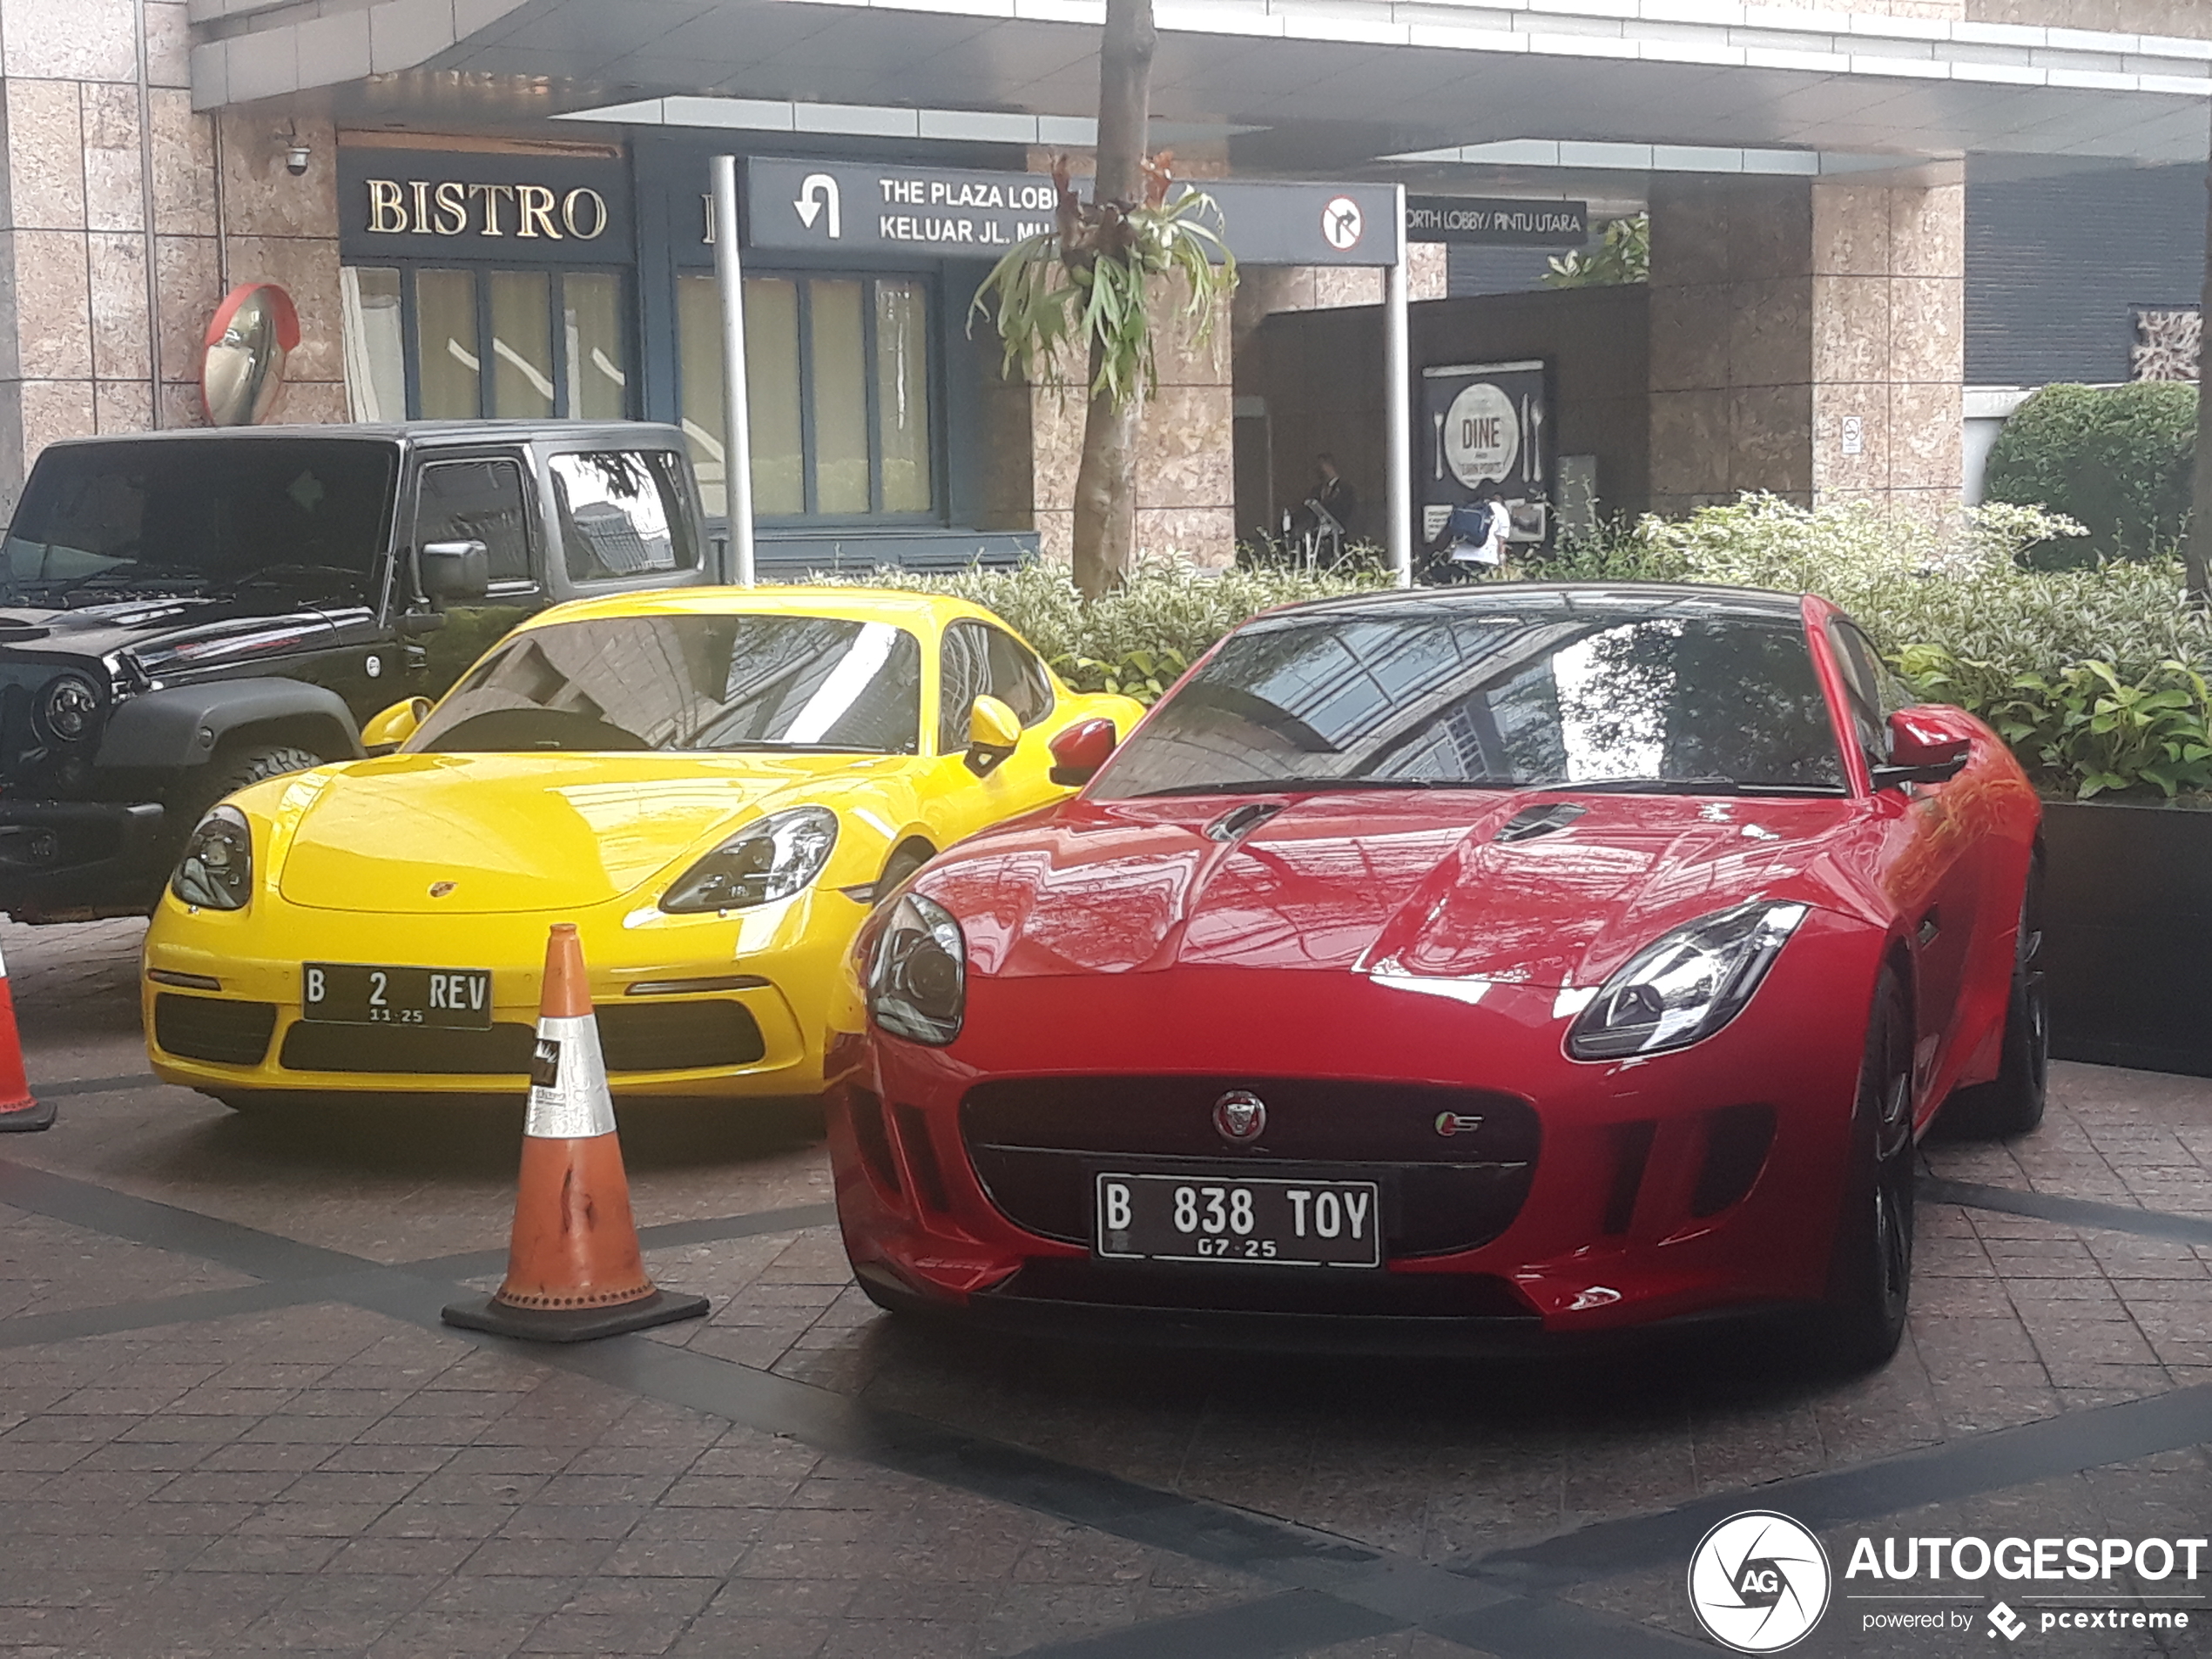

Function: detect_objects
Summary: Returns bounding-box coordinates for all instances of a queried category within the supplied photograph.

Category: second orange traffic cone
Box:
[442,923,707,1342]
[0,939,52,1133]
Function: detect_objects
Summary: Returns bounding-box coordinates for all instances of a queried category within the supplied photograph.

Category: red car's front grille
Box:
[959,1076,1540,1258]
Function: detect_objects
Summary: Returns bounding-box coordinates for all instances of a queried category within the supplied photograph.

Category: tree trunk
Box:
[2191,110,2212,606]
[1069,0,1156,601]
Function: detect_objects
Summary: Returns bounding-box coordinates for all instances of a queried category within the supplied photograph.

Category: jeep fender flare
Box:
[93,679,365,771]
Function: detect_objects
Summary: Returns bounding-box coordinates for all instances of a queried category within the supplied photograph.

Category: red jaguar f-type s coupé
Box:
[826,583,2045,1368]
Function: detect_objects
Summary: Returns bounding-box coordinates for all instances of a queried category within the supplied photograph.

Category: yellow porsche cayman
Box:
[142,586,1143,1109]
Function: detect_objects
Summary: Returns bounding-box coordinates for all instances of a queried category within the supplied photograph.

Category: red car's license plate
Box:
[1094,1172,1381,1268]
[300,962,492,1028]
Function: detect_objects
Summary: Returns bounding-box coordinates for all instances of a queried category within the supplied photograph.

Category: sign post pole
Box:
[1385,184,1413,590]
[710,155,756,587]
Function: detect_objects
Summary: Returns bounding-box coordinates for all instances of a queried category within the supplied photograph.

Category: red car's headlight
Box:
[1567,900,1808,1060]
[867,892,965,1045]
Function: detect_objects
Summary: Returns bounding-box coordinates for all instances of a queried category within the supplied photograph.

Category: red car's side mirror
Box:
[1871,708,1972,791]
[1049,718,1118,786]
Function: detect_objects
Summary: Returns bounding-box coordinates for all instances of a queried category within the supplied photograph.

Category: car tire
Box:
[1936,861,2048,1140]
[172,742,325,831]
[873,843,934,907]
[1820,967,1916,1373]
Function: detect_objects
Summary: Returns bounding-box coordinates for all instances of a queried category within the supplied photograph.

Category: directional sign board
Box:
[1405,197,1588,246]
[740,158,1399,267]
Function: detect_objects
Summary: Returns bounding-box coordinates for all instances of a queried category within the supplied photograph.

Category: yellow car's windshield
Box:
[408,613,923,756]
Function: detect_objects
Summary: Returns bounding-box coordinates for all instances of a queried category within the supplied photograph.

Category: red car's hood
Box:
[923,789,1872,988]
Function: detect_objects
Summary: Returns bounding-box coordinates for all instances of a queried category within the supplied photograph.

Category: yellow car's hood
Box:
[274,751,903,914]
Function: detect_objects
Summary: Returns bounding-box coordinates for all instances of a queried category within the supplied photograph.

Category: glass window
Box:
[940,621,1054,752]
[341,267,405,421]
[563,273,627,421]
[677,272,936,522]
[876,279,933,513]
[1091,601,1847,799]
[415,270,480,419]
[489,272,555,419]
[549,451,699,582]
[416,458,533,584]
[409,612,923,756]
[1,439,395,604]
[1827,620,1912,768]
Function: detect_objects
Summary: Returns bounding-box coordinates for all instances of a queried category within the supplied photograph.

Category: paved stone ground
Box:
[0,917,2207,1657]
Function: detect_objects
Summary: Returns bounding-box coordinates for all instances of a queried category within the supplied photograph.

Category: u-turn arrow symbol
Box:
[794,173,842,238]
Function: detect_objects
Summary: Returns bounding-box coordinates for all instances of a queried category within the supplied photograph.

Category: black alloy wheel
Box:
[1820,967,1917,1372]
[1937,857,2048,1138]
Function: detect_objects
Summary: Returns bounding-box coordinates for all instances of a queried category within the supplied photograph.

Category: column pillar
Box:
[1647,172,1963,520]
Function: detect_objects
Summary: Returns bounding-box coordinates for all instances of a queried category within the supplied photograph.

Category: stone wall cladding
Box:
[0,3,342,514]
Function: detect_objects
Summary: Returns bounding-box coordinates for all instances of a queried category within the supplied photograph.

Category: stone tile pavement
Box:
[0,919,2208,1656]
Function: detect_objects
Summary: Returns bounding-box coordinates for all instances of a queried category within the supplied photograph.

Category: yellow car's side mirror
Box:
[362,697,431,752]
[964,695,1022,776]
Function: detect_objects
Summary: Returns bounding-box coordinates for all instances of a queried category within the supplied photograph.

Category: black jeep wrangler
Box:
[0,421,711,922]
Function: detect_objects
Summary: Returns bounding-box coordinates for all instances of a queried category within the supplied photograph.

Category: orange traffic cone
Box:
[0,939,52,1133]
[442,924,706,1341]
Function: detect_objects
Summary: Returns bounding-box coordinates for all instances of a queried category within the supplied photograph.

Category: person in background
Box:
[1426,481,1508,581]
[1298,454,1359,543]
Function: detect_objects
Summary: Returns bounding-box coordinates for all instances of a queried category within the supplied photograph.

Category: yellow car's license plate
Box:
[301,963,492,1029]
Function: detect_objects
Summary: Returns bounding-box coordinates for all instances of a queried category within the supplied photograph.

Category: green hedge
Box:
[1981,381,2196,565]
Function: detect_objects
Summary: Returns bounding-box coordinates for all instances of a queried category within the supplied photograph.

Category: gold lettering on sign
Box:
[432,180,469,236]
[515,184,560,239]
[367,179,408,233]
[563,187,608,239]
[468,182,515,236]
[409,180,433,233]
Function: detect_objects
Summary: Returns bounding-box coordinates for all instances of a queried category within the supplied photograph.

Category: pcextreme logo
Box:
[1688,1511,1833,1653]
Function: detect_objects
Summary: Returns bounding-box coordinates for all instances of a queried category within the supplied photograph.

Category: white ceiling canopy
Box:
[195,0,2212,169]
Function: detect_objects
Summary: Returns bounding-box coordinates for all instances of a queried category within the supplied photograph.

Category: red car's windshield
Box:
[1091,601,1847,799]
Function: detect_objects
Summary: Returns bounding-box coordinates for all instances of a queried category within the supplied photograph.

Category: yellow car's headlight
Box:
[660,806,839,914]
[172,805,253,911]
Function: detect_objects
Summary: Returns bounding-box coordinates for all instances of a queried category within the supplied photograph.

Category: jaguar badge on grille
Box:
[1212,1089,1266,1145]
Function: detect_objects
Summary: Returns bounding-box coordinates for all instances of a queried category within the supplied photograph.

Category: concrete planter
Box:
[2043,797,2212,1077]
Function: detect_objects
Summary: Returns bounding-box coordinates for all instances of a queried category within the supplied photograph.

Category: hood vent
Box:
[0,616,51,641]
[1205,800,1286,843]
[1495,802,1587,844]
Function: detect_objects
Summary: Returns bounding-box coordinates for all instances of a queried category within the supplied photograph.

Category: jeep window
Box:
[408,612,921,755]
[548,451,698,583]
[415,458,533,584]
[1,440,395,604]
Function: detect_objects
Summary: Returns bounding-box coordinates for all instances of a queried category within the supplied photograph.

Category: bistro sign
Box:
[338,149,634,264]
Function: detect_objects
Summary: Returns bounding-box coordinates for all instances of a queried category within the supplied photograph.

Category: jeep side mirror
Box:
[964,695,1022,777]
[418,539,489,607]
[361,697,431,751]
[1871,707,1971,790]
[1048,718,1118,786]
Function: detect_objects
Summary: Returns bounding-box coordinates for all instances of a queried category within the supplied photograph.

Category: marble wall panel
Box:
[1135,384,1233,510]
[221,232,343,382]
[1136,505,1233,568]
[153,232,220,384]
[6,78,83,231]
[1729,276,1813,389]
[1649,179,1730,289]
[1648,387,1732,502]
[81,83,142,233]
[0,230,16,381]
[17,378,94,462]
[1312,268,1382,309]
[1726,180,1813,285]
[1811,183,1890,279]
[1729,383,1814,498]
[86,230,151,381]
[1409,242,1447,302]
[1888,184,1964,279]
[1891,276,1964,383]
[1151,287,1230,388]
[13,228,91,378]
[2,0,137,82]
[1034,509,1072,567]
[94,376,151,433]
[273,378,347,425]
[1647,286,1731,395]
[1890,379,1963,494]
[217,111,338,239]
[158,379,207,429]
[1810,273,1891,387]
[145,3,193,88]
[149,91,216,236]
[1028,383,1082,513]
